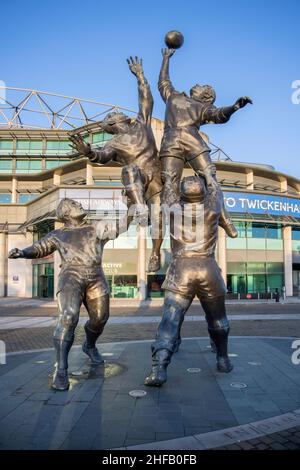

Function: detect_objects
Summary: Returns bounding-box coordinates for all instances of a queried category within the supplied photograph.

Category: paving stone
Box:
[126,425,156,440]
[1,337,300,450]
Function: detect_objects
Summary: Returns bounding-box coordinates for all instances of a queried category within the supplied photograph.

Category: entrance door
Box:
[33,263,54,298]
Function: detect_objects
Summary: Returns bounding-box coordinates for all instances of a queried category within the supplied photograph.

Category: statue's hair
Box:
[190,84,216,104]
[102,111,131,126]
[56,198,83,222]
[180,176,207,201]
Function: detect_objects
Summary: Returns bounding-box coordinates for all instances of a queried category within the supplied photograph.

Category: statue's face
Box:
[102,115,131,135]
[68,200,86,220]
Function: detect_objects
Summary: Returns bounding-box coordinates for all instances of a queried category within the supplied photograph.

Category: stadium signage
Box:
[224,192,300,218]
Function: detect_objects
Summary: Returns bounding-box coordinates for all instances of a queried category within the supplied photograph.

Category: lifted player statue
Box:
[158,42,252,238]
[9,198,134,391]
[145,175,233,387]
[69,57,163,273]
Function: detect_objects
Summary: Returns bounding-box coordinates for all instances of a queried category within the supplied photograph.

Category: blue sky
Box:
[1,0,299,176]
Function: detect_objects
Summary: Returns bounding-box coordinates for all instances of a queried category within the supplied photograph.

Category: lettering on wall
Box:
[224,192,300,218]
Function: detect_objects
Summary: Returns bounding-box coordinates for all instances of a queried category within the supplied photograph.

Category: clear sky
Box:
[1,0,299,176]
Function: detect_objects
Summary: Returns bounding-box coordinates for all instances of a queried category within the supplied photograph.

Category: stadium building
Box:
[0,87,300,300]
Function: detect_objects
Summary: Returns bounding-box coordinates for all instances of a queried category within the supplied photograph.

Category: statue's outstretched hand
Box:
[8,248,24,259]
[127,56,143,76]
[69,134,91,157]
[161,48,176,59]
[234,96,253,110]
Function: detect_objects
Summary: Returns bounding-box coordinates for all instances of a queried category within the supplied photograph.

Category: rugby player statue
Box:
[158,31,252,240]
[69,56,163,273]
[8,198,135,391]
[144,175,234,386]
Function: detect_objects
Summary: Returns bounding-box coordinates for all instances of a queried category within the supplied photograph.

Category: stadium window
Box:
[16,140,43,154]
[16,159,42,173]
[18,193,39,203]
[0,159,13,173]
[0,140,13,154]
[92,132,104,143]
[45,159,70,169]
[46,140,72,154]
[292,228,300,240]
[266,224,282,239]
[0,193,12,203]
[247,222,266,238]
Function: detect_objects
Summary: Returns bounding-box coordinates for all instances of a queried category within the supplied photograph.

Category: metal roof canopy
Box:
[0,86,136,130]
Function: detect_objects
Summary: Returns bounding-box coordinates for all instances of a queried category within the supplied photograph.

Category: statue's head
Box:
[56,198,86,223]
[101,111,132,134]
[190,84,216,104]
[180,175,207,203]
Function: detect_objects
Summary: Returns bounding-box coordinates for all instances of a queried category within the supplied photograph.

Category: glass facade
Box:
[106,275,138,298]
[147,274,165,298]
[92,132,113,145]
[45,159,70,169]
[227,222,283,250]
[16,140,43,154]
[0,193,12,203]
[0,140,13,154]
[19,193,39,203]
[16,159,42,173]
[227,262,284,294]
[32,263,54,298]
[0,159,13,173]
[292,228,300,253]
[46,140,72,154]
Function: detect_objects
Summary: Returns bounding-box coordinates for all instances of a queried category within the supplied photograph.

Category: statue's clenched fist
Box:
[8,248,24,259]
[234,96,253,110]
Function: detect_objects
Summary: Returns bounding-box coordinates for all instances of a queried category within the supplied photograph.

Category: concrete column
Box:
[24,232,33,298]
[0,233,7,297]
[137,225,147,300]
[283,225,293,297]
[53,221,63,299]
[11,177,17,203]
[280,178,287,193]
[86,162,94,185]
[53,171,61,186]
[218,226,227,283]
[246,170,254,190]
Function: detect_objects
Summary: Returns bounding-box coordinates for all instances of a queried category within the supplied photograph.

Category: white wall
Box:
[7,232,33,297]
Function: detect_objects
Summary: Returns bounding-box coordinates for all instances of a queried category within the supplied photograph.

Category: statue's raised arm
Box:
[127,56,153,125]
[158,48,176,103]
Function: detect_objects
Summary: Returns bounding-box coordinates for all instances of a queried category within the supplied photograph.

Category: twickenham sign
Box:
[224,192,300,218]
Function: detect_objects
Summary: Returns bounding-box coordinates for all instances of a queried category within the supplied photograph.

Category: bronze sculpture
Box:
[158,47,252,238]
[7,32,252,393]
[145,175,233,387]
[69,57,163,273]
[8,198,134,391]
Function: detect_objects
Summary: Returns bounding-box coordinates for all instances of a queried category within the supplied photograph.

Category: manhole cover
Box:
[230,382,247,389]
[187,368,202,373]
[228,354,238,357]
[129,390,147,398]
[248,361,261,366]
